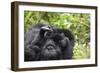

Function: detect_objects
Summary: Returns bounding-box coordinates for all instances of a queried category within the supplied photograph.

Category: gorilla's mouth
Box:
[43,45,57,56]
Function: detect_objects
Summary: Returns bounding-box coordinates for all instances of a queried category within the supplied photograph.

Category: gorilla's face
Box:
[38,26,69,60]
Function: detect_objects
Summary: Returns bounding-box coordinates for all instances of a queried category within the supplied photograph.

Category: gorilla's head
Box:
[37,25,71,60]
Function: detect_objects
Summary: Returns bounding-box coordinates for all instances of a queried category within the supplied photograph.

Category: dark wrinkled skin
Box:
[24,23,75,61]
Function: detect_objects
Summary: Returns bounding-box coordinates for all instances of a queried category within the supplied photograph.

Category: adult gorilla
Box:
[24,23,75,61]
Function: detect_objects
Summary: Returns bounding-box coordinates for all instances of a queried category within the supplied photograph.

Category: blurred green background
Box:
[24,11,90,59]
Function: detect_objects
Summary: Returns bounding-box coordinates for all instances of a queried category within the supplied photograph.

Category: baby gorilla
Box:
[24,23,75,61]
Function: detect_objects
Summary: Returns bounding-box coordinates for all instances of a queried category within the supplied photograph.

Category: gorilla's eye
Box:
[53,33,62,42]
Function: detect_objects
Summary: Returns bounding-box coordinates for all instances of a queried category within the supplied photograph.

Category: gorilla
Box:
[24,23,75,61]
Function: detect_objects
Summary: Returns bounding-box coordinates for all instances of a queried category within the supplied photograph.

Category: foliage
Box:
[24,11,90,59]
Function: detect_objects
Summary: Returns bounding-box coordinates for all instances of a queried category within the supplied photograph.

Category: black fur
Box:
[24,23,75,61]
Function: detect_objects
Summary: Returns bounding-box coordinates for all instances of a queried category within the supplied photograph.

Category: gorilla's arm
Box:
[24,47,36,61]
[24,24,53,61]
[57,29,75,59]
[63,29,75,59]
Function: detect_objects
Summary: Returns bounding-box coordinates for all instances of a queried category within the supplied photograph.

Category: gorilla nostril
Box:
[46,45,54,51]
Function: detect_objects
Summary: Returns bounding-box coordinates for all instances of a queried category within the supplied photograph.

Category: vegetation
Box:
[24,11,90,59]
